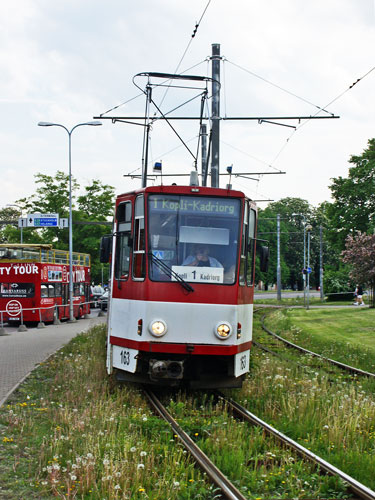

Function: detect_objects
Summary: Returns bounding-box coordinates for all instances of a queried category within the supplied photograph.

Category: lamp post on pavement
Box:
[38,120,102,322]
[6,204,23,243]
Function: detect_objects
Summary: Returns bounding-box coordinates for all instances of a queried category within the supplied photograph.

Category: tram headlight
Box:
[149,320,167,337]
[215,322,232,340]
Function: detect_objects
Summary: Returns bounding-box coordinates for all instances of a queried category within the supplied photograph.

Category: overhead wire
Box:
[269,64,375,166]
[157,0,212,110]
[226,59,334,116]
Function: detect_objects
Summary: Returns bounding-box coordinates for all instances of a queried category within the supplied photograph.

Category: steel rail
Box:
[144,389,248,500]
[220,394,375,500]
[261,315,375,379]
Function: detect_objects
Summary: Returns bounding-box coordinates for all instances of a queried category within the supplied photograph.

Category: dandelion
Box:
[137,464,145,470]
[140,451,147,457]
[103,458,110,466]
[70,474,77,481]
[173,481,180,487]
[114,484,121,490]
[139,488,145,492]
[130,446,136,452]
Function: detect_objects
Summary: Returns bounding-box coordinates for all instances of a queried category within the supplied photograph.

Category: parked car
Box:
[90,285,104,308]
[98,290,108,311]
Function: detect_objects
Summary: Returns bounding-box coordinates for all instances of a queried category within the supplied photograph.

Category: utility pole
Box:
[211,43,221,188]
[201,124,208,185]
[306,224,313,310]
[277,214,281,301]
[320,225,324,301]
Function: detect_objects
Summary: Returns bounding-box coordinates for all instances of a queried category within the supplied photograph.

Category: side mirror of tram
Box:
[100,236,112,263]
[259,246,269,273]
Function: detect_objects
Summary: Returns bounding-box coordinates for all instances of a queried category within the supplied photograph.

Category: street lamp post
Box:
[38,120,102,322]
[306,224,313,310]
[7,204,23,243]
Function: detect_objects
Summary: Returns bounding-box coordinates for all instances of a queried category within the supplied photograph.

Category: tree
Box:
[341,232,375,308]
[0,207,23,243]
[15,171,115,283]
[327,138,375,251]
[256,198,314,290]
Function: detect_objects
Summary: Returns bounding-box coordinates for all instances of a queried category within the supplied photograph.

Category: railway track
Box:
[259,312,375,379]
[145,389,375,500]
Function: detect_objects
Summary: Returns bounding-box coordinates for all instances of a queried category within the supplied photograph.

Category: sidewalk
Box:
[0,314,106,407]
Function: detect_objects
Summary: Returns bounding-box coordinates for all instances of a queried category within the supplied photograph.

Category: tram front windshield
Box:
[148,195,241,284]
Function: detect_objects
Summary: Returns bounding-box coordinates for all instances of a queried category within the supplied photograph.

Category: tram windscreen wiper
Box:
[149,253,194,293]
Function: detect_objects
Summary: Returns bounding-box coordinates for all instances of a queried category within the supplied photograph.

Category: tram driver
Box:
[182,244,223,268]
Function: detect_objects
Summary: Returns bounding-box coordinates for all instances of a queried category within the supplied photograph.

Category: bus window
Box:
[55,283,62,297]
[48,284,55,297]
[79,283,85,296]
[74,283,80,296]
[133,195,145,280]
[41,284,48,297]
[115,201,132,280]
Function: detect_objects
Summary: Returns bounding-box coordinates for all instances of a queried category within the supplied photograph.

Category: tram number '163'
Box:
[112,345,138,373]
[234,350,250,377]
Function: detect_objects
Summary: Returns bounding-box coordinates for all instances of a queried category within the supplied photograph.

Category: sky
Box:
[1,0,375,213]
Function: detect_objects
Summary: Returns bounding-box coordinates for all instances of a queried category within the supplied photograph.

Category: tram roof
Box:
[117,184,250,200]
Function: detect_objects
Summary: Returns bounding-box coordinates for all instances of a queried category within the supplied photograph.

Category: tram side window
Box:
[133,195,145,280]
[115,201,132,281]
[239,202,248,286]
[247,209,256,285]
[41,284,48,297]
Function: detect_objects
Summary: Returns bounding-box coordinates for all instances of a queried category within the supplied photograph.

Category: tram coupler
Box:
[149,359,184,379]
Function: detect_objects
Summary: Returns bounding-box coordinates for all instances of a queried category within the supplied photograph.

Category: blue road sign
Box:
[34,217,58,227]
[306,266,312,274]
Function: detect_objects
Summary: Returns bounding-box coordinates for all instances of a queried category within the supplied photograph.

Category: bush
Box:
[326,292,355,302]
[324,267,353,294]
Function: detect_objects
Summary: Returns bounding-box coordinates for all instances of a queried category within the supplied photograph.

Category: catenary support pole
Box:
[201,124,208,186]
[211,43,220,188]
[277,214,281,301]
[320,225,324,301]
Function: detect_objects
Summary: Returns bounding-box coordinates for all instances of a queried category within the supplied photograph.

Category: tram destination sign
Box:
[27,213,59,227]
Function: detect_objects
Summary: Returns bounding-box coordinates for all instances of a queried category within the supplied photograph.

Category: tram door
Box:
[62,283,69,319]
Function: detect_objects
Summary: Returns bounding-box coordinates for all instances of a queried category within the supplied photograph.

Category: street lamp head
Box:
[38,121,56,127]
[86,121,102,126]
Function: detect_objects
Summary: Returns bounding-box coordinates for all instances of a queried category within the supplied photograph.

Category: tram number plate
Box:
[112,345,138,373]
[234,350,250,377]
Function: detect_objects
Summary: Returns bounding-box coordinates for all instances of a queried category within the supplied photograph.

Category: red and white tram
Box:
[101,184,268,388]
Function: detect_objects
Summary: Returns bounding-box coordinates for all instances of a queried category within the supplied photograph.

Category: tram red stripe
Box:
[110,336,252,355]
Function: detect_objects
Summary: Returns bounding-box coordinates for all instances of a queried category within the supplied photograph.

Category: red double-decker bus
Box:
[0,244,91,325]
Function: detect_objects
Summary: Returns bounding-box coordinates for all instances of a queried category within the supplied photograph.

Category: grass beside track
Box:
[1,318,375,498]
[263,307,375,374]
[0,326,212,499]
